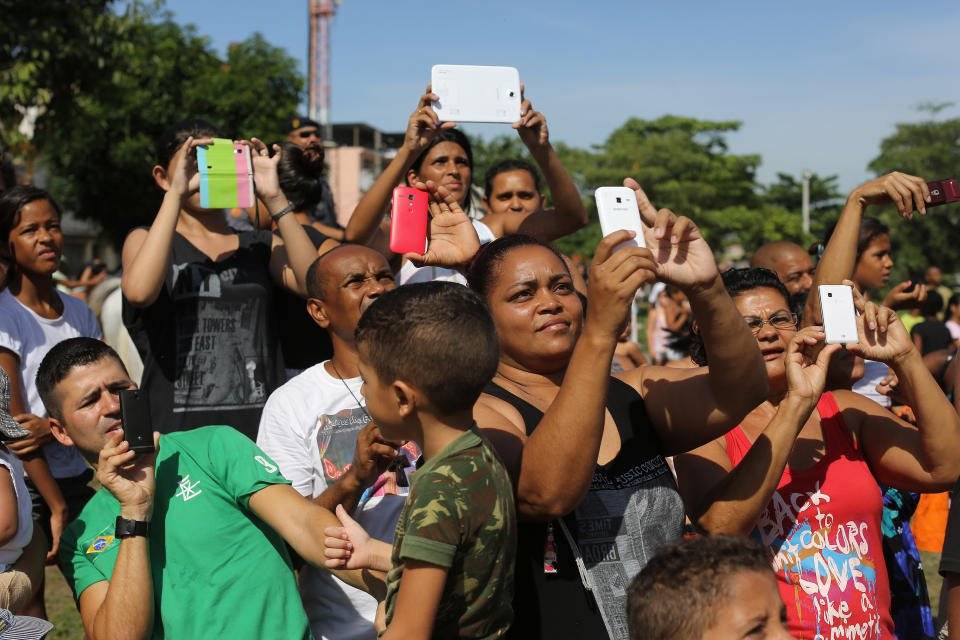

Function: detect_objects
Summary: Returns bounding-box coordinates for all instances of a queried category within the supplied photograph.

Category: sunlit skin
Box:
[700,570,791,640]
[485,245,581,375]
[309,245,396,342]
[407,142,471,208]
[852,234,893,291]
[733,288,797,395]
[773,250,815,296]
[483,170,545,215]
[8,199,62,277]
[47,357,137,467]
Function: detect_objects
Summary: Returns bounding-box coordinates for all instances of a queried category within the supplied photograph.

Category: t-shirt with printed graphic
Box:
[58,426,309,640]
[724,392,895,640]
[383,426,516,639]
[0,288,101,479]
[257,361,419,640]
[122,230,284,439]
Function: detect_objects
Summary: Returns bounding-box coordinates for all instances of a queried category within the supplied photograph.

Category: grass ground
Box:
[45,565,84,639]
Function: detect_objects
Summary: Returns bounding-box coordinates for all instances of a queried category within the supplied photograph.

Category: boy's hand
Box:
[324,504,393,572]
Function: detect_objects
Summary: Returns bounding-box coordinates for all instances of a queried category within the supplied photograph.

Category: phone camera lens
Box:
[408,194,414,200]
[616,197,622,203]
[827,292,833,297]
[508,91,515,97]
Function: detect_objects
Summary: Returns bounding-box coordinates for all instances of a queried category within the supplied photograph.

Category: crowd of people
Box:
[0,82,957,640]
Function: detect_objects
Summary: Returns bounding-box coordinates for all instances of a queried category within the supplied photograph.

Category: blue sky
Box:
[160,0,959,194]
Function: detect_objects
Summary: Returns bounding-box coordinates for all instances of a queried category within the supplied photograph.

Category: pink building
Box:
[325,123,403,226]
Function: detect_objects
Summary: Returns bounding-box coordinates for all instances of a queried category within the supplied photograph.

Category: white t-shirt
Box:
[0,289,101,479]
[398,219,496,286]
[0,449,33,573]
[256,362,418,640]
[851,359,892,408]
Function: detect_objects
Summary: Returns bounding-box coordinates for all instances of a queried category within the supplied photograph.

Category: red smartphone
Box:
[927,179,959,207]
[390,186,428,254]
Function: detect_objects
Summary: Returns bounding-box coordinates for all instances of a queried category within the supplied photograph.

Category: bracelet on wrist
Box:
[271,203,295,222]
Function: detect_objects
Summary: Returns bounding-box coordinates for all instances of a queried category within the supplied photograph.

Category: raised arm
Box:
[122,137,211,308]
[839,285,960,491]
[674,328,838,534]
[481,90,587,241]
[477,230,657,520]
[77,432,159,640]
[345,87,454,246]
[802,172,930,325]
[618,179,768,452]
[241,139,319,297]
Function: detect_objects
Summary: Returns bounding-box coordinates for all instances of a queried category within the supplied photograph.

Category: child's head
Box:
[355,282,499,437]
[0,185,63,276]
[152,118,223,210]
[627,535,789,640]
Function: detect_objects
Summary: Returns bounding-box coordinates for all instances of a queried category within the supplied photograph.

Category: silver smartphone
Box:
[818,285,859,345]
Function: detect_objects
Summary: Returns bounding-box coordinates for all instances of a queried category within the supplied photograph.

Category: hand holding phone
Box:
[595,187,647,253]
[818,285,859,345]
[197,138,254,209]
[390,187,429,254]
[119,390,156,455]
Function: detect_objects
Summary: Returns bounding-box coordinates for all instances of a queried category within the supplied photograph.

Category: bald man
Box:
[257,245,414,640]
[750,241,816,297]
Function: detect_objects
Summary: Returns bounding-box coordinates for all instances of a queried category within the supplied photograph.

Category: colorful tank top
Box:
[724,392,896,639]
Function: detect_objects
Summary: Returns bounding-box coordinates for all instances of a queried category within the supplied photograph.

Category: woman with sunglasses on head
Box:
[466,181,768,639]
[674,267,960,640]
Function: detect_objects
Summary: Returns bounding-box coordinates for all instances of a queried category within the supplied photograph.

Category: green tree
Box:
[867,104,960,279]
[1,2,303,244]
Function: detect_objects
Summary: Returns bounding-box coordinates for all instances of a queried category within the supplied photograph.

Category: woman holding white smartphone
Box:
[674,267,960,640]
[343,85,587,283]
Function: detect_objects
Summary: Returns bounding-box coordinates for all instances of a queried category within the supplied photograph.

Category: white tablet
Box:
[430,65,522,124]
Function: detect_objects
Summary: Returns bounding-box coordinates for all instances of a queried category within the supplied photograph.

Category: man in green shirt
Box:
[38,338,374,640]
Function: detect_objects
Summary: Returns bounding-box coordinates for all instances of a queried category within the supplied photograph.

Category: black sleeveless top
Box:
[485,377,684,640]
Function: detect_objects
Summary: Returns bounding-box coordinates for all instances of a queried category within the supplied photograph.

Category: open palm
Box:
[405,180,480,268]
[625,178,719,290]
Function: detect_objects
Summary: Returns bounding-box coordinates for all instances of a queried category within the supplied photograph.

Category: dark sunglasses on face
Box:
[743,313,798,334]
[298,129,320,139]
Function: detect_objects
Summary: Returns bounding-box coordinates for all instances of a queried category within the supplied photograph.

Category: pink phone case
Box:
[233,141,253,208]
[390,187,428,254]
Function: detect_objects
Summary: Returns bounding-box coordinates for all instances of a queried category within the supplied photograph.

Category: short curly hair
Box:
[627,535,774,640]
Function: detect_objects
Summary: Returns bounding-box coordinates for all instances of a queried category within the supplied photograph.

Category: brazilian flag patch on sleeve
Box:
[86,536,115,554]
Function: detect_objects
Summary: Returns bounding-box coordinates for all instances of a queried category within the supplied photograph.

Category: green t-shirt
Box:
[58,426,310,639]
[383,425,516,639]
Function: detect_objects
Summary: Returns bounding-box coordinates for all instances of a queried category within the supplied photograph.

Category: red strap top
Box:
[724,392,895,640]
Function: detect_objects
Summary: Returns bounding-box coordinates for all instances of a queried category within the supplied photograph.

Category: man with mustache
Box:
[284,116,341,233]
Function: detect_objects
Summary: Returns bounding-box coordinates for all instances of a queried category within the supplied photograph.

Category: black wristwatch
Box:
[115,516,150,539]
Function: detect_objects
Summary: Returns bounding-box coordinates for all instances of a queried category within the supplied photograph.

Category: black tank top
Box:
[485,377,683,640]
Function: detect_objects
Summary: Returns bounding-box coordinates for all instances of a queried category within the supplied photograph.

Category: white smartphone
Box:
[818,285,860,344]
[595,187,647,252]
[430,65,522,123]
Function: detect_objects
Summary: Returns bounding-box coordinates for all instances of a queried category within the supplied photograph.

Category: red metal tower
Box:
[308,0,339,141]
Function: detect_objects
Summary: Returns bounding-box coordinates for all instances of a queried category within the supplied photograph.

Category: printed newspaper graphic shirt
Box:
[724,392,896,639]
[123,230,284,439]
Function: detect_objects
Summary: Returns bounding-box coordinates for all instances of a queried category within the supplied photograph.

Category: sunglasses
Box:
[297,129,320,139]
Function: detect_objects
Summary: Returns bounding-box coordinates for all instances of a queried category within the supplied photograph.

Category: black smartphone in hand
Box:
[119,389,155,455]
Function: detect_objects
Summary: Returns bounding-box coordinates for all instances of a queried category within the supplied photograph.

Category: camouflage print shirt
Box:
[383,425,516,639]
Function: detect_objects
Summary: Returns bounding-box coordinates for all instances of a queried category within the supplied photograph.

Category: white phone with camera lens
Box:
[595,187,647,252]
[818,285,860,344]
[430,65,522,123]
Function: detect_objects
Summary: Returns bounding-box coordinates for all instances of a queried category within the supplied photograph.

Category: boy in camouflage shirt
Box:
[325,282,516,639]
